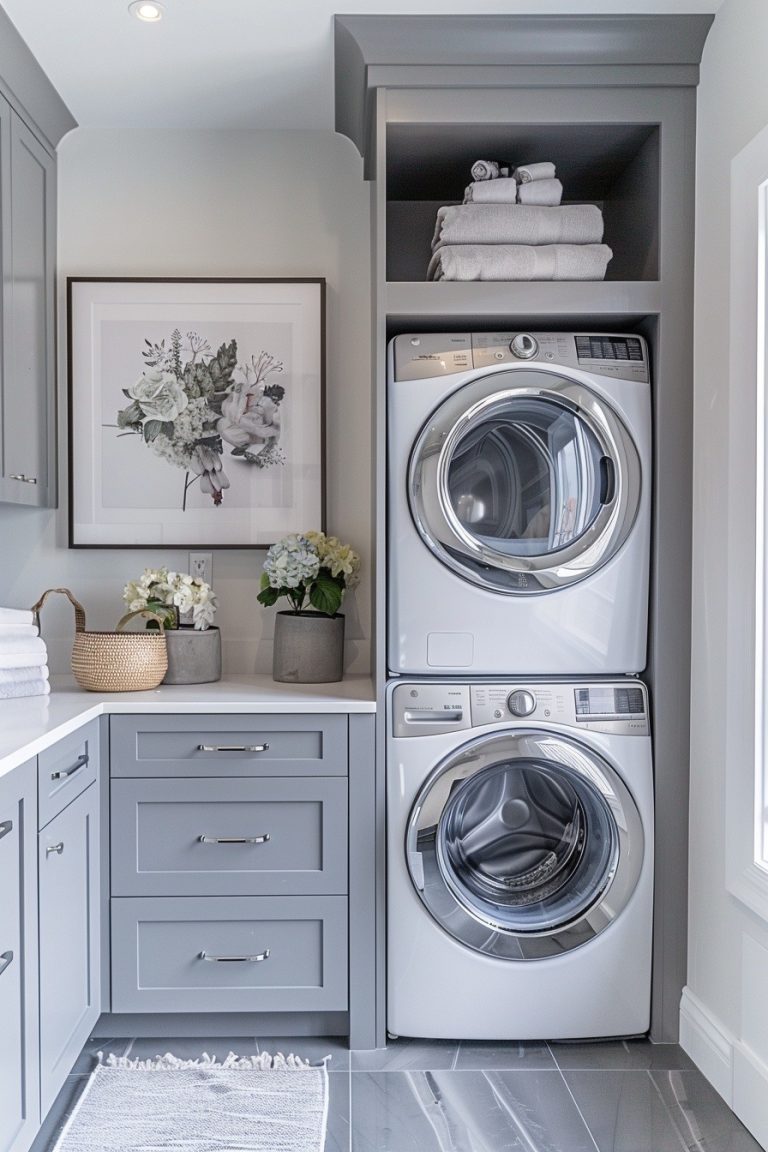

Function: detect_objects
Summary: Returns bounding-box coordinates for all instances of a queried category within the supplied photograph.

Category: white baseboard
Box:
[680,985,768,1146]
[679,986,734,1104]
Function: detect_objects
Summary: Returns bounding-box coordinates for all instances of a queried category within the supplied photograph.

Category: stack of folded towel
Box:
[428,160,612,282]
[0,607,50,699]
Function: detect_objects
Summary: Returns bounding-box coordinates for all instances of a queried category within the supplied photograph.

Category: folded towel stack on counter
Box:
[429,160,612,282]
[0,607,50,699]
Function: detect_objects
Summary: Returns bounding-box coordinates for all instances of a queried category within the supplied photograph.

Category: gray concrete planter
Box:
[273,611,345,683]
[163,626,222,685]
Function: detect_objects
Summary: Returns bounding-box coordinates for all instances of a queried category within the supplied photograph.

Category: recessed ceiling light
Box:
[129,1,164,22]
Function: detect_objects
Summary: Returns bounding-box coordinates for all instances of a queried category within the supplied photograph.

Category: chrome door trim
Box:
[408,369,642,593]
[406,730,644,960]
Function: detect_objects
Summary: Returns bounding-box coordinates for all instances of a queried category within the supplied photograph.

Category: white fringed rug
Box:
[52,1052,329,1152]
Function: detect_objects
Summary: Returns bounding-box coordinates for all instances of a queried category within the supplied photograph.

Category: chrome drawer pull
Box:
[199,949,270,963]
[199,834,270,845]
[46,842,64,856]
[9,473,38,484]
[51,753,89,781]
[0,819,12,841]
[0,951,13,977]
[196,744,270,753]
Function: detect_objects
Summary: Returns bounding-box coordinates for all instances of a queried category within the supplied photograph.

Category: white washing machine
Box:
[387,678,654,1040]
[388,331,652,676]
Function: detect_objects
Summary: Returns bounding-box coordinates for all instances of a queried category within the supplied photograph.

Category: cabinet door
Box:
[39,782,100,1117]
[0,760,39,1152]
[0,109,55,508]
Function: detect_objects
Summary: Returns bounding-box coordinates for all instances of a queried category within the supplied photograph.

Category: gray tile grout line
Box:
[554,1064,603,1152]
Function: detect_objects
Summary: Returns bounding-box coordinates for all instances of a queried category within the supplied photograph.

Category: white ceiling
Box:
[2,0,723,132]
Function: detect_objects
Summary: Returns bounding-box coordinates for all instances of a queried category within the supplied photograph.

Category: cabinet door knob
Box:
[198,833,270,845]
[46,842,64,856]
[0,950,13,977]
[196,744,270,753]
[199,949,270,963]
[0,819,12,841]
[51,753,89,781]
[9,474,38,484]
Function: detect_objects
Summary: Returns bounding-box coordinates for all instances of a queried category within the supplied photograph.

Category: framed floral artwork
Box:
[67,277,325,548]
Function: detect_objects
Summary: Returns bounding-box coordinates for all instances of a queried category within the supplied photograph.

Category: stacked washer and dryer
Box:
[386,330,655,1040]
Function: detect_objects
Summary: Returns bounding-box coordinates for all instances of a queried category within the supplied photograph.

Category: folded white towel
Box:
[517,178,563,207]
[427,243,613,282]
[470,159,503,181]
[0,665,49,685]
[0,624,40,641]
[0,635,46,657]
[464,178,518,204]
[0,649,48,670]
[0,607,34,626]
[432,204,604,250]
[514,162,556,183]
[0,678,50,700]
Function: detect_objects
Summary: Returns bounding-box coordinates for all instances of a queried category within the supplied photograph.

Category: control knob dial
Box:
[507,689,536,717]
[510,333,539,360]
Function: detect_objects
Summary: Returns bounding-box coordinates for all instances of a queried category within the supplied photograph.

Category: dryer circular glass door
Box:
[406,730,644,959]
[408,368,642,593]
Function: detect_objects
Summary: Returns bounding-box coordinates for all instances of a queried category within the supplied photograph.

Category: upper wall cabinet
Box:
[0,7,76,509]
[0,100,56,507]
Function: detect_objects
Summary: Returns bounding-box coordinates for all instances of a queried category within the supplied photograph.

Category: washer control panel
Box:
[392,332,650,384]
[391,681,649,738]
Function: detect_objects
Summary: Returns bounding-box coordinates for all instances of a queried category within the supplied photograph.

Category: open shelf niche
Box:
[386,122,660,284]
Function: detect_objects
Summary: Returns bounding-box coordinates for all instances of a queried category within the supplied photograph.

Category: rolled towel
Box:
[0,665,49,685]
[432,203,604,250]
[464,178,518,204]
[0,606,34,626]
[427,243,613,282]
[517,178,563,207]
[0,678,50,700]
[470,159,502,182]
[0,624,40,641]
[513,162,556,183]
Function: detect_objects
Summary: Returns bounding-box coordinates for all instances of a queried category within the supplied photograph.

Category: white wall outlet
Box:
[189,552,213,585]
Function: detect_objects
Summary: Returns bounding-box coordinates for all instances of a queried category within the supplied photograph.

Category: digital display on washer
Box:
[574,686,645,718]
[575,336,644,363]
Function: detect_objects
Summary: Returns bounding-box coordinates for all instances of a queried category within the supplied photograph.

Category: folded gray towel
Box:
[514,162,556,183]
[470,160,502,181]
[517,178,563,207]
[427,244,613,282]
[464,178,518,204]
[432,203,604,250]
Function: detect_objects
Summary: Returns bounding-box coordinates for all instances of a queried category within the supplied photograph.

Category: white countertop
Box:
[0,675,376,779]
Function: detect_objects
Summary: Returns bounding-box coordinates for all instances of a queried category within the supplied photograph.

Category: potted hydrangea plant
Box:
[123,568,221,684]
[257,532,360,683]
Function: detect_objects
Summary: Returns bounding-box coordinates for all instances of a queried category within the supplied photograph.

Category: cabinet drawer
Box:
[111,776,348,897]
[38,722,98,829]
[110,715,347,778]
[111,896,347,1013]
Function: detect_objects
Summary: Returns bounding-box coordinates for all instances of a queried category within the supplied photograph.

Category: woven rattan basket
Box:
[32,587,168,692]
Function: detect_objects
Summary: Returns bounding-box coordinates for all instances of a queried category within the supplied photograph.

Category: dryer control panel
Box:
[393,332,650,384]
[391,680,650,738]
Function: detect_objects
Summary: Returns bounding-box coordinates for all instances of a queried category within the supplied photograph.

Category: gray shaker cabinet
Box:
[0,103,56,508]
[0,759,39,1152]
[38,781,100,1117]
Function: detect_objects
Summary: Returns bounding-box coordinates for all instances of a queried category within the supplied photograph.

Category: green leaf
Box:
[257,586,280,607]
[309,573,342,617]
[116,400,143,429]
[259,571,271,591]
[143,419,163,443]
[122,388,132,399]
[160,421,175,436]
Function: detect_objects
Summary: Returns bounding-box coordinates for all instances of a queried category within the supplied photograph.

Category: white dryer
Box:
[387,679,654,1040]
[388,332,652,676]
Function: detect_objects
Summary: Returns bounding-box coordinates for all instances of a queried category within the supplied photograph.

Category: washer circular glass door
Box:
[409,368,642,593]
[406,730,644,959]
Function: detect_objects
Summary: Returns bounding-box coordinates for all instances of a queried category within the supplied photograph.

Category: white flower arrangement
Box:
[258,531,360,615]
[123,567,217,631]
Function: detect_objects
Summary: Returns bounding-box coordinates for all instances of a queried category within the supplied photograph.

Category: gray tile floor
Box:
[32,1036,764,1152]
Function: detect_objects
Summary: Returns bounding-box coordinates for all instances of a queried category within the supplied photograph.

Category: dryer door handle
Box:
[599,456,616,505]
